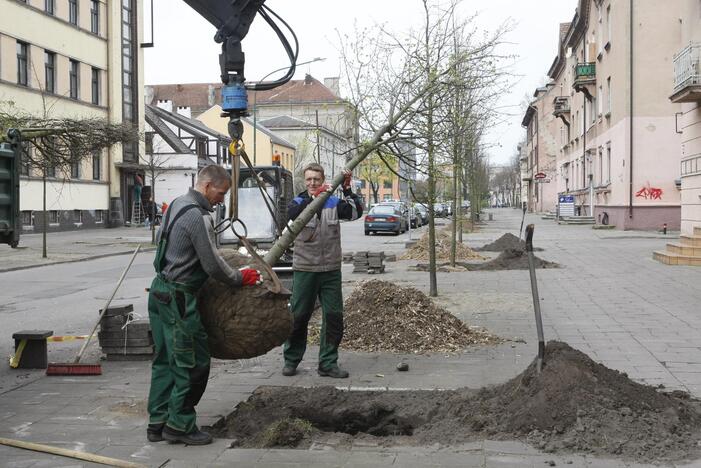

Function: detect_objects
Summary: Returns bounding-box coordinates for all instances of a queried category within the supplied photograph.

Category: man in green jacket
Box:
[147,165,262,445]
[282,163,362,379]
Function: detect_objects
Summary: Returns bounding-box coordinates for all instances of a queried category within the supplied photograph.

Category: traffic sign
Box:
[534,172,547,180]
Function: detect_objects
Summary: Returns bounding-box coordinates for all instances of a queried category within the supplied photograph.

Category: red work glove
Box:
[240,268,262,286]
[342,171,352,190]
[312,184,333,198]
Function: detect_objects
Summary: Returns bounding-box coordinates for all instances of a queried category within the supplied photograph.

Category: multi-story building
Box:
[521,84,560,213]
[148,74,357,185]
[3,0,144,231]
[670,0,701,235]
[534,0,683,229]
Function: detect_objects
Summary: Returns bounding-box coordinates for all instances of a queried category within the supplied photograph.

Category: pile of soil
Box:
[477,232,542,252]
[309,280,501,353]
[401,229,483,261]
[410,249,558,272]
[467,248,558,271]
[212,342,701,463]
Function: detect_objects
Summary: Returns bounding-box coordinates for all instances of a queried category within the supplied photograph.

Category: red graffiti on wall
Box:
[635,184,663,200]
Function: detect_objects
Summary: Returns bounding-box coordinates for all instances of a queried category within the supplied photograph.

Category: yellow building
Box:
[1,0,145,230]
[197,105,296,171]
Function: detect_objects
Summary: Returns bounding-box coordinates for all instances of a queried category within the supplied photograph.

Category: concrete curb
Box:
[0,247,156,273]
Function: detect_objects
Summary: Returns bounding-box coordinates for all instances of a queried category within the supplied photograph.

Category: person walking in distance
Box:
[146,165,263,445]
[282,163,363,379]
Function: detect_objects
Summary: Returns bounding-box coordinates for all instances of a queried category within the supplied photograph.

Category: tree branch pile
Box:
[401,228,483,261]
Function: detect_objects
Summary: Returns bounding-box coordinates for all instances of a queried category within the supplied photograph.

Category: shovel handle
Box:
[525,224,535,252]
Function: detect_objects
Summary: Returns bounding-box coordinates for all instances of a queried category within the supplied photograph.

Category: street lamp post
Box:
[252,57,325,165]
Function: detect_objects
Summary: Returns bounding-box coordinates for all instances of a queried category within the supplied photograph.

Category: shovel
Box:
[525,224,545,373]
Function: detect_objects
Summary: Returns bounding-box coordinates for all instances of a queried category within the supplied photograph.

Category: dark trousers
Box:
[283,270,343,370]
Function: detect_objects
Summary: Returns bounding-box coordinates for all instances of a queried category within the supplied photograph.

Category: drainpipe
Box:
[628,0,634,220]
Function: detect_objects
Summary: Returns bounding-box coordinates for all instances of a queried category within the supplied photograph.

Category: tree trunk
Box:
[42,172,47,258]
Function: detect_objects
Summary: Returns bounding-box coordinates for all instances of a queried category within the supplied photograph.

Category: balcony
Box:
[573,62,596,97]
[670,43,701,103]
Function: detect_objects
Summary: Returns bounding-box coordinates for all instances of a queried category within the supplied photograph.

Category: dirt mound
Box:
[477,233,542,252]
[310,280,501,353]
[212,342,701,463]
[468,248,558,271]
[401,229,483,261]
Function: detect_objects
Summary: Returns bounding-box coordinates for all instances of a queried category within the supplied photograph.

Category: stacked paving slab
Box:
[352,251,386,274]
[653,226,701,266]
[98,304,154,360]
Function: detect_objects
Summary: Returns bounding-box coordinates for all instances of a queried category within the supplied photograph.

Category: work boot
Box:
[146,422,165,442]
[162,425,213,445]
[318,366,349,379]
[282,365,297,377]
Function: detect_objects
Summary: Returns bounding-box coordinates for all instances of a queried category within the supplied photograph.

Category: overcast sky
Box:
[144,0,578,165]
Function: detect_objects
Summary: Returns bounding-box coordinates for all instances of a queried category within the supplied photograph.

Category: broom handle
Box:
[74,245,141,364]
[0,436,148,468]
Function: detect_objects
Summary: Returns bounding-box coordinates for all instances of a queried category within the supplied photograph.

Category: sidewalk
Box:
[2,209,701,467]
[0,226,156,272]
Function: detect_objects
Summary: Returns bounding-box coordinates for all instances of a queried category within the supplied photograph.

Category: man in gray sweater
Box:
[146,165,262,445]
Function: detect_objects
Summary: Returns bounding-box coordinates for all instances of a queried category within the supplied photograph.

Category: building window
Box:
[44,51,56,94]
[69,0,78,25]
[598,147,603,186]
[46,163,56,178]
[49,210,59,224]
[73,210,82,223]
[69,60,79,100]
[383,179,392,189]
[45,0,54,15]
[91,0,100,34]
[92,151,101,180]
[91,68,100,105]
[17,41,28,86]
[606,77,611,114]
[21,211,33,227]
[122,0,138,163]
[71,160,80,179]
[95,210,104,223]
[383,194,392,201]
[598,85,603,116]
[606,143,611,183]
[606,6,611,45]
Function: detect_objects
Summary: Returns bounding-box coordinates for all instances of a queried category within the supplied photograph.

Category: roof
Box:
[250,75,341,105]
[240,116,295,149]
[521,105,537,127]
[258,115,312,129]
[548,22,573,79]
[148,75,344,117]
[144,106,192,154]
[147,104,230,141]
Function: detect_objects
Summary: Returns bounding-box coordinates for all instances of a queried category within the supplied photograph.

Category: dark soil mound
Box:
[212,341,701,463]
[477,233,543,252]
[339,280,501,353]
[467,248,558,271]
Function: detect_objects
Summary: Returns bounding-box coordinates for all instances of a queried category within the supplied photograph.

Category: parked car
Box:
[433,203,447,217]
[414,203,429,224]
[365,205,408,235]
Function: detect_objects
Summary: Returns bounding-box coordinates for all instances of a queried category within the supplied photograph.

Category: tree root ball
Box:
[198,250,293,360]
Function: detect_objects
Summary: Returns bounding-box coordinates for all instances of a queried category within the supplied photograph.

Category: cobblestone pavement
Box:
[1,209,700,467]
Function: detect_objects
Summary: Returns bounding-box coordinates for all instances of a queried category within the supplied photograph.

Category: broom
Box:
[47,245,141,376]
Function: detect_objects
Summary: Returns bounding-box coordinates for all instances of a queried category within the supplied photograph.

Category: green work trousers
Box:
[283,270,344,370]
[147,276,210,434]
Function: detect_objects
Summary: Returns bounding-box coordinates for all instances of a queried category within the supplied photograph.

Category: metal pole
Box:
[525,224,545,373]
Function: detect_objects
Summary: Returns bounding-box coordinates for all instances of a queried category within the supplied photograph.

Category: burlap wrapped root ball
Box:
[198,250,292,360]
